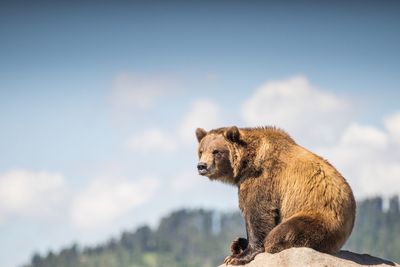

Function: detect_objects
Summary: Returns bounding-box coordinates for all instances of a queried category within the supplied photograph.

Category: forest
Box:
[23,196,400,267]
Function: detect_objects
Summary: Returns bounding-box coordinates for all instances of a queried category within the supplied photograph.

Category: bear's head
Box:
[195,126,242,184]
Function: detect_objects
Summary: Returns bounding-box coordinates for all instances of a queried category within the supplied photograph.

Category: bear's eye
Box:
[212,150,220,155]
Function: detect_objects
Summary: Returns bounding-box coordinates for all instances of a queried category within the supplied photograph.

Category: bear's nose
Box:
[197,162,208,174]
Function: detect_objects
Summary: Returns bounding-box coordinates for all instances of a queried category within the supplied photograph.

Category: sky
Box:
[1,1,400,266]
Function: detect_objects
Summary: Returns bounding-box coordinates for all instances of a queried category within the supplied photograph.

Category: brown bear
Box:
[195,126,356,265]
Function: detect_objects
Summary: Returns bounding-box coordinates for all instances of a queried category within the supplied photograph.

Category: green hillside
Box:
[23,196,400,267]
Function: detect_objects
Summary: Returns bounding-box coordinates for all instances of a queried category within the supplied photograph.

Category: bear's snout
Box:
[197,162,208,175]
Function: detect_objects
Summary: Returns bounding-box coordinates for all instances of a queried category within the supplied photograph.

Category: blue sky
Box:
[1,1,400,267]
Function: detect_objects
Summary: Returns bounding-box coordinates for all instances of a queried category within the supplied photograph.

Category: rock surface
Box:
[218,247,399,267]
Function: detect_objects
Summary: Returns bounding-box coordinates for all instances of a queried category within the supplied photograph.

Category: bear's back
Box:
[278,144,355,237]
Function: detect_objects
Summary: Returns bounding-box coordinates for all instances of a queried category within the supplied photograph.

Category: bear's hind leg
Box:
[264,213,337,254]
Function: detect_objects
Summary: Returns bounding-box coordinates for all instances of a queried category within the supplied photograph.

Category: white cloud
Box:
[111,73,176,110]
[70,177,159,228]
[340,123,389,149]
[241,76,399,199]
[170,170,204,194]
[384,112,400,145]
[126,129,176,152]
[316,121,400,198]
[242,75,351,145]
[0,169,65,221]
[356,162,400,197]
[165,170,237,210]
[179,99,223,144]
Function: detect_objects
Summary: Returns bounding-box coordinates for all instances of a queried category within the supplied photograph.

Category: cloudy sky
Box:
[1,1,400,267]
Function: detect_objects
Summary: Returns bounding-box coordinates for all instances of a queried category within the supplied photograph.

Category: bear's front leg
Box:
[224,205,279,265]
[223,215,267,265]
[223,237,249,265]
[230,237,248,255]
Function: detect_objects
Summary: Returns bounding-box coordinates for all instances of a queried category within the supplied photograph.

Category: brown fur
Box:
[196,126,356,265]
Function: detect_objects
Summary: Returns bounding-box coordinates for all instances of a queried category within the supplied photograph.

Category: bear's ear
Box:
[225,126,240,143]
[195,128,207,143]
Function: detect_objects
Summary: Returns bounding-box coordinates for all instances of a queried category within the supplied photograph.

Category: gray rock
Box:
[219,247,399,267]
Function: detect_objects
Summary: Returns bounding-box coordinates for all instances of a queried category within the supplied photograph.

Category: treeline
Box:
[23,196,400,267]
[345,195,400,260]
[23,211,244,267]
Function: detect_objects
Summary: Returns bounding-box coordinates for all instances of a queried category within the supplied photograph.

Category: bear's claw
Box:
[224,255,249,265]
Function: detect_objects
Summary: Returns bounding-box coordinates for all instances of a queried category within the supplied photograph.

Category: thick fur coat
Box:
[196,126,356,265]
